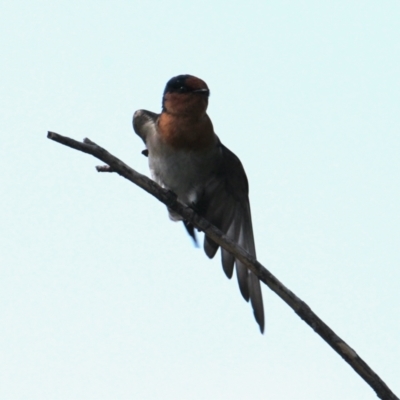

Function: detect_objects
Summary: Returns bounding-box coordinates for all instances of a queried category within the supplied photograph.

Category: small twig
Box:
[96,165,113,173]
[47,131,398,400]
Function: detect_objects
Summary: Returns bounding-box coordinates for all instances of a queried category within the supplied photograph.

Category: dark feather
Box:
[183,221,198,247]
[204,236,219,258]
[199,144,265,333]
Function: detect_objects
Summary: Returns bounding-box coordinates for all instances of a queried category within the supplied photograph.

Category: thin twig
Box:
[47,131,398,400]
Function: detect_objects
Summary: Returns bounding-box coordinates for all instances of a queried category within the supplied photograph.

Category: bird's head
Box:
[162,75,210,117]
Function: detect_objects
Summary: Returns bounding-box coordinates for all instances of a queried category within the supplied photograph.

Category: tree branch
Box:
[47,131,398,400]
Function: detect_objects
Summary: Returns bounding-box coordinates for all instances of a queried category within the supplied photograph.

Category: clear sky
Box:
[1,1,399,399]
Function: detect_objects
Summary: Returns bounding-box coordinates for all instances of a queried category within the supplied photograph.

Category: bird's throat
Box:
[158,113,215,150]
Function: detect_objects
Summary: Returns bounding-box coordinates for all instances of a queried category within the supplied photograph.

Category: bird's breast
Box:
[146,127,221,205]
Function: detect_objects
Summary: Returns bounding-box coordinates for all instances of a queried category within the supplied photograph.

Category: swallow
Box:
[133,74,264,333]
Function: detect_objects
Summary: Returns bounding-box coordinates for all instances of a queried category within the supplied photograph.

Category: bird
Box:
[132,74,264,333]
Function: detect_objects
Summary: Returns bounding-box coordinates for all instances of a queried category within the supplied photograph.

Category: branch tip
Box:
[96,165,113,173]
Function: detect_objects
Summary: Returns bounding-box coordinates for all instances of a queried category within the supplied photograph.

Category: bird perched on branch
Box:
[133,74,264,332]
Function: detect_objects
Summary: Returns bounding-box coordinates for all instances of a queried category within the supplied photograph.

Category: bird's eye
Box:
[163,76,193,96]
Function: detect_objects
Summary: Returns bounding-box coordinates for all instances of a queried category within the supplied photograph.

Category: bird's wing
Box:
[132,109,159,145]
[201,143,265,333]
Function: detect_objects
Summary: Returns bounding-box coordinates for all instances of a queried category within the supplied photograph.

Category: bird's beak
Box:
[192,88,210,94]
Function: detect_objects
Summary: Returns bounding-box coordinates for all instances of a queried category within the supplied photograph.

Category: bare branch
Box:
[47,131,398,400]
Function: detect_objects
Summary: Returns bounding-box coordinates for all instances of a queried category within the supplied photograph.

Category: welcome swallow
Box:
[133,74,264,332]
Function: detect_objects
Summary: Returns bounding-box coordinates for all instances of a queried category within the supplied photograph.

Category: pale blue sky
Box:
[1,1,399,399]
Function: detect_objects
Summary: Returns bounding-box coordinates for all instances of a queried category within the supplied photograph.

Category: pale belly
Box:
[148,142,220,205]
